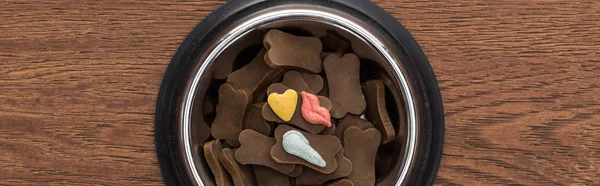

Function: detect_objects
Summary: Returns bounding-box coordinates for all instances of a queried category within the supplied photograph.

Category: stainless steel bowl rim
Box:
[180,5,419,186]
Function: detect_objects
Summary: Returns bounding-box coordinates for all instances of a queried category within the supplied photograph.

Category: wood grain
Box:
[1,0,598,185]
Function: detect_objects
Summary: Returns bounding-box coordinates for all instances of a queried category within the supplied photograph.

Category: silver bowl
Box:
[155,1,444,186]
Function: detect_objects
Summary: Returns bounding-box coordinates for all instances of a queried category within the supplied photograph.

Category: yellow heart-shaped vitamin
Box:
[268,89,298,122]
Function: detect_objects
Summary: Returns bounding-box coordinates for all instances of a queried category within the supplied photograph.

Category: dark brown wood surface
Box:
[1,0,598,185]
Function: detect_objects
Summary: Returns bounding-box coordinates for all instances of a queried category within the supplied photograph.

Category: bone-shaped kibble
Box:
[251,70,287,103]
[363,79,396,144]
[203,140,233,186]
[193,75,214,143]
[262,83,331,133]
[324,54,366,118]
[318,77,329,97]
[235,129,296,174]
[320,51,344,61]
[296,149,353,186]
[271,125,341,174]
[335,115,374,145]
[295,22,327,38]
[381,73,407,143]
[377,75,408,186]
[282,130,326,167]
[219,148,257,186]
[325,179,354,186]
[193,94,211,143]
[264,29,323,73]
[288,165,303,177]
[337,29,382,64]
[202,94,214,117]
[242,103,273,136]
[253,165,290,186]
[281,70,311,93]
[227,48,285,99]
[302,72,324,94]
[211,83,251,146]
[212,30,264,79]
[351,40,381,65]
[343,126,381,186]
[281,70,323,94]
[319,122,336,135]
[322,31,350,54]
[375,141,403,186]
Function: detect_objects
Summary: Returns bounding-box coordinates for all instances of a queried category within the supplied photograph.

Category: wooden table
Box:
[1,1,598,185]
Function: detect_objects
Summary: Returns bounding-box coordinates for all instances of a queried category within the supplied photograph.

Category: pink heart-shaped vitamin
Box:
[300,91,332,127]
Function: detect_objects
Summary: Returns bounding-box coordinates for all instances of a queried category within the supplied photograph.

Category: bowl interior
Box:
[187,10,410,186]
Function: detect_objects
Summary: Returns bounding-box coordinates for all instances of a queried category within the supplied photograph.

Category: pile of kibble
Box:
[199,28,404,186]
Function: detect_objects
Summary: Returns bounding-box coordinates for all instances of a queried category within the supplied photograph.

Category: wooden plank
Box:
[0,0,598,185]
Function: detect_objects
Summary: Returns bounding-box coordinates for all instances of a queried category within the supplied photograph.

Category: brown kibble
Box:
[325,179,354,186]
[211,83,251,146]
[227,48,285,99]
[288,165,303,177]
[235,129,296,174]
[295,22,328,38]
[203,94,215,117]
[337,29,381,64]
[262,83,330,134]
[253,166,290,186]
[324,54,366,118]
[252,70,287,103]
[203,140,233,186]
[344,126,381,186]
[319,122,336,135]
[375,141,402,186]
[376,167,400,186]
[193,93,211,143]
[264,29,323,73]
[281,70,324,94]
[219,148,257,186]
[296,149,353,186]
[302,72,324,94]
[335,115,374,145]
[352,40,381,64]
[281,70,313,93]
[320,51,344,61]
[322,32,350,54]
[243,103,272,136]
[271,125,342,174]
[363,79,396,144]
[212,31,264,79]
[318,78,329,97]
[381,73,407,143]
[195,119,211,144]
